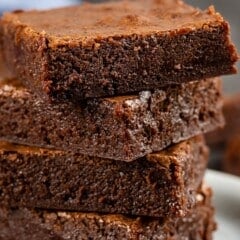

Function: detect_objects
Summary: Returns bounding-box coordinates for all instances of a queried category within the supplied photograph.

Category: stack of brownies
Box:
[0,0,238,239]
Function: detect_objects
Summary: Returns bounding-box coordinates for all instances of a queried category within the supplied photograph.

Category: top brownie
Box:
[0,0,238,102]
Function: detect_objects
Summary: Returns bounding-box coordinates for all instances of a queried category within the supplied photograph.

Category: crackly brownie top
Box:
[1,0,224,45]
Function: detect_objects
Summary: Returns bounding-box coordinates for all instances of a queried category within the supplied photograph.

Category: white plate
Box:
[206,170,240,240]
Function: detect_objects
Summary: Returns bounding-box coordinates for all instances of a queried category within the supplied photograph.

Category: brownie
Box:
[0,185,216,240]
[0,136,208,218]
[223,135,240,176]
[0,77,223,161]
[206,93,240,146]
[0,0,237,102]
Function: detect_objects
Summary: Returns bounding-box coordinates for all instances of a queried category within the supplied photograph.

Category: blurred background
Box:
[0,0,239,174]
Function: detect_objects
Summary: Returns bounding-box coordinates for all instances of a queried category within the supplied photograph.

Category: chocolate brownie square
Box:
[0,136,208,218]
[0,0,237,102]
[0,76,223,161]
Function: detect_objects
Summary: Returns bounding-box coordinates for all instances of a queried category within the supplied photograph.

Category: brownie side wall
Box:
[181,137,209,210]
[0,188,215,240]
[0,19,50,100]
[139,186,216,240]
[124,78,224,158]
[0,78,223,161]
[0,19,237,102]
[0,208,63,240]
[0,137,207,217]
[47,23,237,101]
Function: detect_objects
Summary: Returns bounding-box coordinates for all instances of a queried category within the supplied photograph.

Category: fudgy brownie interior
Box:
[0,184,216,240]
[0,0,237,101]
[0,136,208,217]
[0,77,223,161]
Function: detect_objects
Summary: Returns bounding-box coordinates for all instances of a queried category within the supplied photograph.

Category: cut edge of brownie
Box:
[0,1,238,102]
[0,76,223,161]
[0,183,216,240]
[0,136,208,217]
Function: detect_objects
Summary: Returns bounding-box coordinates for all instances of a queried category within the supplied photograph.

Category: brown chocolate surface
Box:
[0,0,237,102]
[0,136,208,218]
[0,1,229,39]
[0,77,224,161]
[0,185,216,240]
